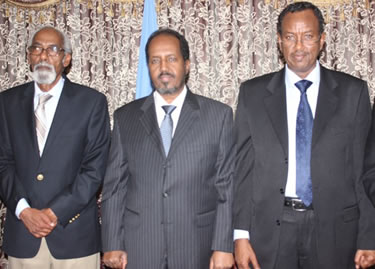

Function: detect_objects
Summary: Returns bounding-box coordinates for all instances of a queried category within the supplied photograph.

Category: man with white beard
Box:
[0,26,110,269]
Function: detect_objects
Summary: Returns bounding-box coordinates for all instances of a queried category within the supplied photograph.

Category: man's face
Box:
[28,28,71,88]
[277,9,325,78]
[147,34,190,96]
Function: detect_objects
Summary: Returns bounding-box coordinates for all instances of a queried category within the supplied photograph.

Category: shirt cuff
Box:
[15,198,31,219]
[233,229,250,241]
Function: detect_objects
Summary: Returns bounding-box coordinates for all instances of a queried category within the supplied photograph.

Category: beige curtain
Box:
[0,0,375,266]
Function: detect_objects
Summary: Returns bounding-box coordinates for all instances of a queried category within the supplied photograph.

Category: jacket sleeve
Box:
[100,111,129,252]
[357,83,375,250]
[233,84,255,232]
[47,94,111,226]
[211,106,236,253]
[0,93,28,214]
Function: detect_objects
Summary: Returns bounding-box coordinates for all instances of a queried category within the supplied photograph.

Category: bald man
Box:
[0,26,110,268]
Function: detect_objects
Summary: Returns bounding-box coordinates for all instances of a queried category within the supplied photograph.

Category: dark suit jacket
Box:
[0,78,110,259]
[234,66,375,269]
[362,101,375,211]
[101,90,235,269]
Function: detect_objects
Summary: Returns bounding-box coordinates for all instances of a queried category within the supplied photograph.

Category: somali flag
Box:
[135,0,158,99]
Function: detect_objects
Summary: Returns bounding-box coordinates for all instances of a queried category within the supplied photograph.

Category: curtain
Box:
[0,0,375,266]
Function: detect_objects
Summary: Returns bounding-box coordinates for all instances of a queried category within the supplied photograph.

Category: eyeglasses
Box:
[281,34,321,47]
[28,45,64,57]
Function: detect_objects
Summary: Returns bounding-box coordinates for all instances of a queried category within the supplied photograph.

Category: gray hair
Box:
[28,26,72,55]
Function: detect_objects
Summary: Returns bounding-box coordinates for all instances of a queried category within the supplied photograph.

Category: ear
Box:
[277,33,282,48]
[277,33,284,56]
[319,32,326,51]
[27,54,33,71]
[185,59,190,75]
[62,53,72,68]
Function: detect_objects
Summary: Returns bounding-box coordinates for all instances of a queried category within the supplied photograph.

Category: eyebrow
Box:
[31,41,60,47]
[283,30,315,34]
[151,53,177,57]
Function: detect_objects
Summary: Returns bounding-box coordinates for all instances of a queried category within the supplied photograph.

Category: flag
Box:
[135,0,158,99]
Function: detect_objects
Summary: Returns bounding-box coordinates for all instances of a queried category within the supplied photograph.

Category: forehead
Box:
[148,34,181,56]
[32,28,63,46]
[282,9,319,32]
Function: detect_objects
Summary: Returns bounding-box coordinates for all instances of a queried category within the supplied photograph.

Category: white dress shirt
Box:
[15,77,65,218]
[234,61,320,241]
[153,86,187,137]
[284,62,320,197]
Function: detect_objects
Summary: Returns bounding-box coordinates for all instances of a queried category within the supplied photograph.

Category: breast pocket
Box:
[186,143,217,155]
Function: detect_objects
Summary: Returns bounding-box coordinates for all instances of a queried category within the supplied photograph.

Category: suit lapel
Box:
[169,90,199,157]
[311,66,338,149]
[139,90,200,158]
[21,83,39,156]
[139,94,165,156]
[42,79,74,156]
[264,69,289,156]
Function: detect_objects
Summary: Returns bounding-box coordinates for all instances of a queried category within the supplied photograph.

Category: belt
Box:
[284,198,313,211]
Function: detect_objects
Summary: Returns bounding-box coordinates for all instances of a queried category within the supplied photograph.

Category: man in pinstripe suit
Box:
[101,28,235,269]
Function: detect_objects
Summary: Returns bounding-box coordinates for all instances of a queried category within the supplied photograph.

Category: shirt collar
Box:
[153,86,187,108]
[285,60,320,86]
[34,76,65,98]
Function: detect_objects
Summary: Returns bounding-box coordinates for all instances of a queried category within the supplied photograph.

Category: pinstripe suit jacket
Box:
[101,90,235,269]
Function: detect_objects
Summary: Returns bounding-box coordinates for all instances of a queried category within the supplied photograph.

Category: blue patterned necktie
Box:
[295,80,313,206]
[160,105,176,155]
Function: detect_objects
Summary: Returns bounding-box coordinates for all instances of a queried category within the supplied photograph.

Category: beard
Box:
[155,85,179,95]
[152,72,185,95]
[30,62,57,85]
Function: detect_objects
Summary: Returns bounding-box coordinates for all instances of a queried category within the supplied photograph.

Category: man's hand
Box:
[19,208,56,238]
[234,239,260,269]
[103,250,127,269]
[209,251,234,269]
[355,249,375,268]
[42,208,58,225]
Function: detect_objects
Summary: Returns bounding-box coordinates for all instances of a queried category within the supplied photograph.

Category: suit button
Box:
[280,188,284,194]
[276,220,280,226]
[162,192,168,198]
[284,158,288,164]
[36,174,44,181]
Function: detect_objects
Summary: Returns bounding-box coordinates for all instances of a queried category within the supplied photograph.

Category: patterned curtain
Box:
[0,0,375,267]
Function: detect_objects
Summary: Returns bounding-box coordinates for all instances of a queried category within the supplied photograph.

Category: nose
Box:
[294,37,304,49]
[160,58,168,72]
[39,48,49,61]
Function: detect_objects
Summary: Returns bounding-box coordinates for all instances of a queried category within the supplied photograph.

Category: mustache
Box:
[158,72,175,79]
[34,61,54,71]
[292,49,307,55]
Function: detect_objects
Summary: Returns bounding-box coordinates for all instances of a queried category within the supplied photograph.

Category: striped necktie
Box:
[160,105,176,155]
[35,94,52,154]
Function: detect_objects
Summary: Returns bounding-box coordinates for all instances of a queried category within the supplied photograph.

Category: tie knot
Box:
[38,94,52,106]
[295,80,312,94]
[162,105,176,115]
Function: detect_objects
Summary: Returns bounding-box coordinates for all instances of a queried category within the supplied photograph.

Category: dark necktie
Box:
[160,105,176,155]
[295,80,313,206]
